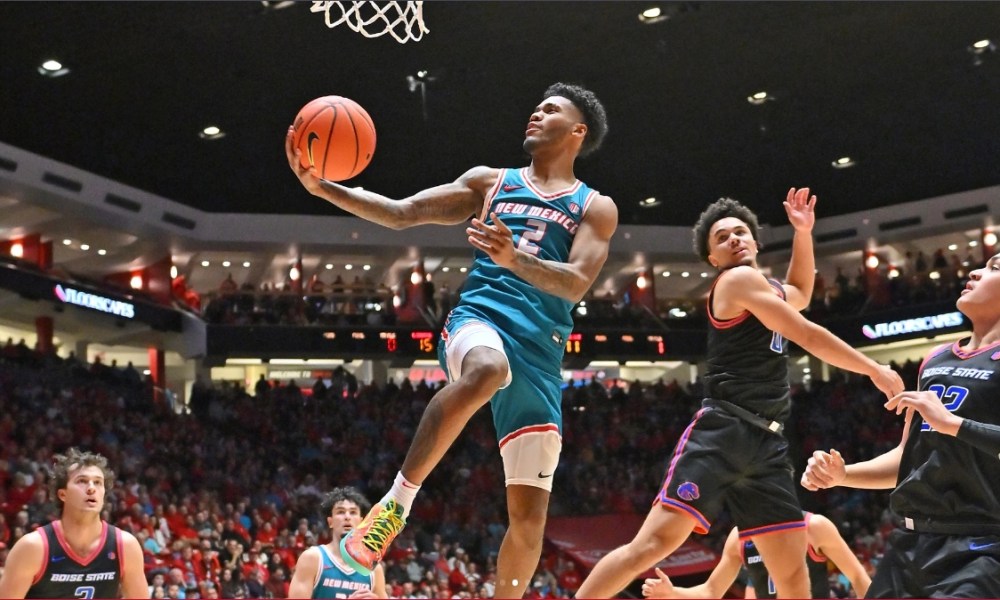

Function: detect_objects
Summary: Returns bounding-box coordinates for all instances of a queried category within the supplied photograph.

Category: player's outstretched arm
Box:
[285,127,495,230]
[0,531,44,598]
[718,267,904,399]
[781,187,817,311]
[807,515,871,598]
[642,528,743,599]
[467,194,618,303]
[802,412,911,492]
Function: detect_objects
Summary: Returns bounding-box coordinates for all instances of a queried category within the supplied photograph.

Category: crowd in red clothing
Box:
[0,344,916,598]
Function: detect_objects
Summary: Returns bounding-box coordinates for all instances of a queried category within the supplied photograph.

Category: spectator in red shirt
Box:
[254,520,277,548]
[264,565,289,598]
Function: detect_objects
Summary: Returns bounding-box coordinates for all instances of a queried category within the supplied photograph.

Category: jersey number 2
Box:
[516,219,547,255]
[74,586,96,599]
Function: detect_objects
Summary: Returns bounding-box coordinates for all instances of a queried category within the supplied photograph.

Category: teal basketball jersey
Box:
[312,545,374,598]
[450,167,599,357]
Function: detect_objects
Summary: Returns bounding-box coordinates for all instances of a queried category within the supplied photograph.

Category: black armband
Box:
[956,419,1000,459]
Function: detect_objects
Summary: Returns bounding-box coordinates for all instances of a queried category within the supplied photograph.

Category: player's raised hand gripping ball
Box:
[291,95,376,181]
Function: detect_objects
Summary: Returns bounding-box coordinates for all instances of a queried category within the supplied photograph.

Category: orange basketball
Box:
[291,95,376,182]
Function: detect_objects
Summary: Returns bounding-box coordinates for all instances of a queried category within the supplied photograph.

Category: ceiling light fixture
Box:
[968,39,995,66]
[38,59,70,78]
[198,125,226,140]
[638,6,668,24]
[831,156,856,169]
[746,90,774,105]
[640,197,661,207]
[243,261,251,268]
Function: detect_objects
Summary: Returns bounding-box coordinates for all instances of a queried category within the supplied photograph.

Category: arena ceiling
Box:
[1,1,999,301]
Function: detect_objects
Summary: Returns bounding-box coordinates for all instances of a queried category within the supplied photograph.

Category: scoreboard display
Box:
[320,328,438,356]
[207,325,704,363]
[563,331,670,360]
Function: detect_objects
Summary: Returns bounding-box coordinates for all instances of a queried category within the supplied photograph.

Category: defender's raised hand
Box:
[784,187,817,232]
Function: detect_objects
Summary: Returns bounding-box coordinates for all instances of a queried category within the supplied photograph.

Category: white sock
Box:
[381,471,419,520]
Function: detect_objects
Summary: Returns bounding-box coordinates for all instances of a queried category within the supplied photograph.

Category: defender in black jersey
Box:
[0,448,148,598]
[577,193,903,598]
[640,512,870,599]
[803,252,1000,598]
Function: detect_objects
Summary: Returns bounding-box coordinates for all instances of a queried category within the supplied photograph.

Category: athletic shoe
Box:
[340,499,406,575]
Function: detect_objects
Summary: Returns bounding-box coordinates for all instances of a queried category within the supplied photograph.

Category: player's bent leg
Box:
[343,346,508,575]
[496,484,550,599]
[575,504,697,599]
[749,528,809,598]
[400,346,508,483]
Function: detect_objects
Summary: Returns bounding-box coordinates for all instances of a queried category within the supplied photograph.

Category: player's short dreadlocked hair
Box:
[319,487,371,521]
[692,197,762,264]
[49,447,115,510]
[544,82,608,157]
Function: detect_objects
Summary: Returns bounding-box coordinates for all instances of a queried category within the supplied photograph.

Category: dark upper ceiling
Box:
[2,1,1000,231]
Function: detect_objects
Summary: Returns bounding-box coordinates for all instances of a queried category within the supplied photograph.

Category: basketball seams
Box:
[293,95,375,181]
[340,103,362,178]
[322,106,339,180]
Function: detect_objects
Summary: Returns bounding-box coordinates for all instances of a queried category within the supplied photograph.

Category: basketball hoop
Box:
[310,1,429,44]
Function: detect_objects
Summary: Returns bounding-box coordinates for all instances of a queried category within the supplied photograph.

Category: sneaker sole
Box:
[340,534,373,576]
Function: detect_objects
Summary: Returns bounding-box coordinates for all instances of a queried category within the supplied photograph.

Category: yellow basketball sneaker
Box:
[340,498,406,575]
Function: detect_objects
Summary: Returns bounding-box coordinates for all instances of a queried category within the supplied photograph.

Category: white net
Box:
[310,1,429,44]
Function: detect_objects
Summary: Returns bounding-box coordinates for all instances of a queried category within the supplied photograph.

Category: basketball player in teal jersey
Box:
[576,194,903,598]
[641,512,870,599]
[803,251,1000,598]
[285,82,617,598]
[0,448,149,599]
[288,488,387,599]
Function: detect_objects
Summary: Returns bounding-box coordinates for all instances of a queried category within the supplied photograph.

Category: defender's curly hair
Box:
[319,487,371,521]
[50,448,115,510]
[544,82,608,157]
[692,197,762,263]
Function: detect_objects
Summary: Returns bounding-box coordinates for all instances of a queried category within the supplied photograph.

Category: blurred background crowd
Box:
[0,341,919,598]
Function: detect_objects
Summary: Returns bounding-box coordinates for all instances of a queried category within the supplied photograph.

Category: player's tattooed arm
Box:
[467,194,617,303]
